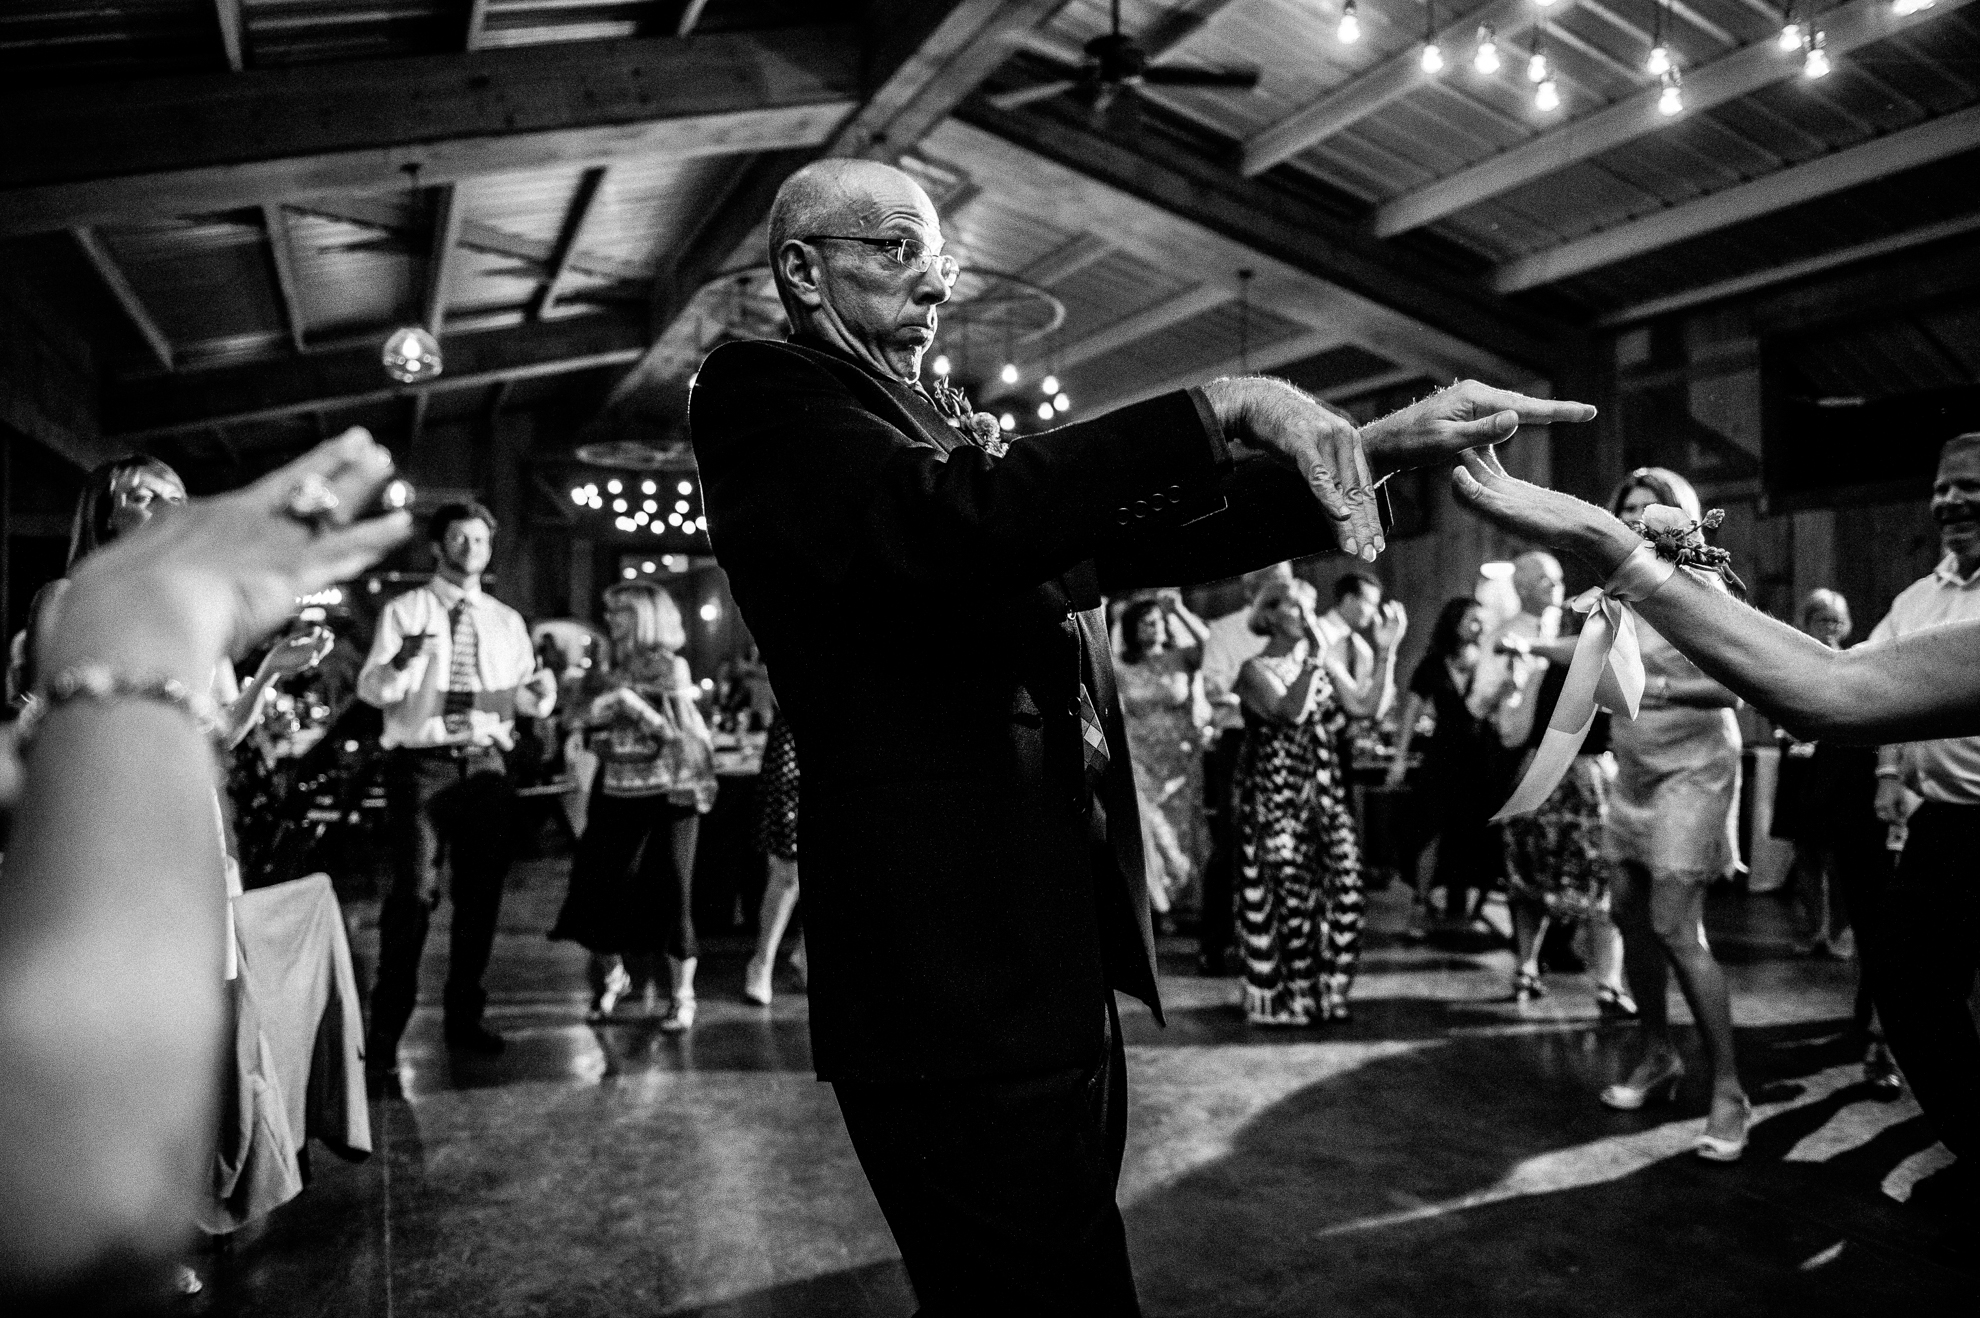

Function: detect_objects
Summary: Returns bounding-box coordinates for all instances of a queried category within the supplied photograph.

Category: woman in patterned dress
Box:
[1115,590,1211,920]
[745,708,806,1005]
[1233,578,1405,1025]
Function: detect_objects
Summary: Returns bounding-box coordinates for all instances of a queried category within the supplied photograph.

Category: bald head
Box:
[1511,551,1564,615]
[765,158,950,383]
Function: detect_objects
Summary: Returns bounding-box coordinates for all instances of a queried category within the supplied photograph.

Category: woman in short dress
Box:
[1598,467,1751,1161]
[745,708,805,1005]
[551,581,716,1032]
[1114,590,1211,920]
[1233,578,1403,1025]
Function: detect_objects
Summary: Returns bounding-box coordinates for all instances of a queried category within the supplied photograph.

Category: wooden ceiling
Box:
[3,0,1975,478]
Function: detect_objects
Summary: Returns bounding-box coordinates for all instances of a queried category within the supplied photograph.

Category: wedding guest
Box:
[0,431,408,1309]
[1771,588,1898,1094]
[745,708,805,1006]
[1235,579,1403,1024]
[1313,570,1395,718]
[1197,562,1294,973]
[689,154,1592,1310]
[1116,590,1211,921]
[550,582,716,1029]
[358,502,557,1075]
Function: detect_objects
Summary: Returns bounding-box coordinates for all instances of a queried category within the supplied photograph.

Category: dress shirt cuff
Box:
[1185,385,1233,471]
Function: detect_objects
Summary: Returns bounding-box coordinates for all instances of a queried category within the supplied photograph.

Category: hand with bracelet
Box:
[1451,446,1980,742]
[0,428,411,1300]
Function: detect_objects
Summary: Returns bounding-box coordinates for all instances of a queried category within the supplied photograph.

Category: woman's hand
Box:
[1371,600,1408,650]
[51,430,410,679]
[1451,449,1639,576]
[258,626,334,681]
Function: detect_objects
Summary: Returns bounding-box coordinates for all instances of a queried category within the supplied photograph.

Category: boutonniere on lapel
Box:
[927,377,1010,457]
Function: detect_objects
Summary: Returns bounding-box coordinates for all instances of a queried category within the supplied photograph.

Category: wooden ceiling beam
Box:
[949,104,1562,378]
[1242,0,1569,178]
[529,167,609,321]
[1141,0,1250,61]
[0,27,859,238]
[1019,232,1116,286]
[1077,328,1349,414]
[464,0,492,50]
[676,0,713,37]
[108,314,648,440]
[1055,283,1234,370]
[1597,212,1980,326]
[1375,0,1974,239]
[260,203,308,353]
[72,228,174,373]
[1493,102,1980,292]
[422,184,463,334]
[290,196,648,287]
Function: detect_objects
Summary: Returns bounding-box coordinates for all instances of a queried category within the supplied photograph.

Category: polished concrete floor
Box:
[189,859,1976,1317]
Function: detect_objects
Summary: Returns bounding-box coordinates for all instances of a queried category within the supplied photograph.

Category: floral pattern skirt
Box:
[1503,753,1615,922]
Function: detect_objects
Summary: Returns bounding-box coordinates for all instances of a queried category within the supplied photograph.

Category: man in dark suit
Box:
[688,158,1594,1315]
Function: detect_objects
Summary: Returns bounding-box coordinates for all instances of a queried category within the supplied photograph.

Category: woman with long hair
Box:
[1387,596,1503,938]
[1234,578,1403,1025]
[550,581,717,1031]
[1597,466,1751,1160]
[1115,589,1212,921]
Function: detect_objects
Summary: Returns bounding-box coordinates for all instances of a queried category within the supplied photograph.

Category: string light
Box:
[1528,49,1548,83]
[999,412,1016,431]
[1646,0,1671,76]
[1536,77,1560,111]
[1421,0,1443,73]
[1054,392,1072,413]
[1036,401,1055,421]
[1777,0,1803,51]
[1338,0,1361,43]
[932,353,951,376]
[1000,362,1020,384]
[1658,68,1683,115]
[1040,374,1060,395]
[677,480,693,495]
[1474,25,1500,74]
[639,479,656,495]
[1422,41,1445,72]
[1803,29,1830,77]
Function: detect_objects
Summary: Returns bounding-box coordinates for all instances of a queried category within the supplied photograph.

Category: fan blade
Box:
[1143,65,1261,89]
[988,80,1081,111]
[1001,28,1091,67]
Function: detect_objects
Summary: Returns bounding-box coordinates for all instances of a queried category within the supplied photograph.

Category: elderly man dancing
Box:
[688,156,1594,1314]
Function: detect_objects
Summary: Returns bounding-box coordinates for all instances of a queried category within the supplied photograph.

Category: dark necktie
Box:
[443,599,480,734]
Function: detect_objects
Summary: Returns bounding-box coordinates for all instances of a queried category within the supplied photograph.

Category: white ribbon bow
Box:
[1491,588,1646,822]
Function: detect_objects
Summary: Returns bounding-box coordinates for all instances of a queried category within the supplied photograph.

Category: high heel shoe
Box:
[1694,1093,1751,1162]
[1600,1053,1685,1110]
[657,993,696,1034]
[1864,1042,1903,1100]
[742,956,774,1007]
[1512,970,1547,1002]
[587,960,632,1021]
[1594,985,1637,1019]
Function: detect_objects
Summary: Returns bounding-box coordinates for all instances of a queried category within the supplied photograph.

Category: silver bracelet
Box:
[1604,542,1676,603]
[14,663,221,749]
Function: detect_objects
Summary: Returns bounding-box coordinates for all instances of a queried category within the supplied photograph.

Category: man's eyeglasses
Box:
[803,235,960,286]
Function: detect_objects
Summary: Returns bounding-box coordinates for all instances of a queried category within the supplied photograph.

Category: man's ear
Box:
[775,240,826,310]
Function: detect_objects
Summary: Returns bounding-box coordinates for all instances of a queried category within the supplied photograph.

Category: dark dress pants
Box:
[368,746,515,1055]
[832,996,1138,1317]
[1872,802,1980,1159]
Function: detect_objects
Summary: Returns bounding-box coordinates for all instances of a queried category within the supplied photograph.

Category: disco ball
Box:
[382,326,442,383]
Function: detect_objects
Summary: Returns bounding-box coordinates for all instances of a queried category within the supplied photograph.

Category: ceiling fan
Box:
[989,0,1261,115]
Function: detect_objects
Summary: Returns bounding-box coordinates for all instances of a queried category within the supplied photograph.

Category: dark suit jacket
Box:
[689,335,1339,1082]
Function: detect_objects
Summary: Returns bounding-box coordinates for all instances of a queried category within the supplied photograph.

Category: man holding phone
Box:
[359,501,556,1083]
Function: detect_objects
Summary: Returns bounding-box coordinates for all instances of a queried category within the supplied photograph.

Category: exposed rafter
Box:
[1081,328,1349,414]
[1375,0,1974,239]
[108,314,648,440]
[291,196,648,288]
[676,0,714,37]
[464,0,492,49]
[1243,0,1571,178]
[0,28,859,238]
[213,0,244,71]
[1055,283,1234,371]
[1597,212,1980,326]
[72,228,174,373]
[260,204,308,353]
[423,185,463,334]
[1493,103,1980,292]
[1019,233,1116,286]
[1140,0,1251,61]
[530,167,609,321]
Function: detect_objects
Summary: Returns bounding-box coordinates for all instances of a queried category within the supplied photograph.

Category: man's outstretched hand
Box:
[1362,380,1597,477]
[1202,376,1596,564]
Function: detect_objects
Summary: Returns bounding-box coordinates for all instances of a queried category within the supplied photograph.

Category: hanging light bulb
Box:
[1040,374,1060,395]
[1421,41,1444,73]
[1646,43,1671,76]
[1777,19,1802,49]
[1036,401,1055,422]
[1420,0,1443,73]
[1528,50,1548,83]
[932,353,951,376]
[382,325,441,383]
[1338,0,1361,43]
[1000,362,1020,384]
[1657,69,1683,115]
[998,412,1016,432]
[1053,392,1071,413]
[1474,25,1500,74]
[1804,29,1830,77]
[1535,77,1560,111]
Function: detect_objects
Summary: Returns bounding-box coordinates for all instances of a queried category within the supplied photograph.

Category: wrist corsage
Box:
[1627,504,1745,596]
[928,377,1010,457]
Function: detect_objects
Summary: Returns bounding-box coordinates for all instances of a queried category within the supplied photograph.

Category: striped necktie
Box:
[443,598,479,735]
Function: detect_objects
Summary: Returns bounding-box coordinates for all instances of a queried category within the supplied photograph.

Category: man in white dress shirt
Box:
[359,502,555,1075]
[1865,433,1980,1166]
[1314,571,1392,716]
